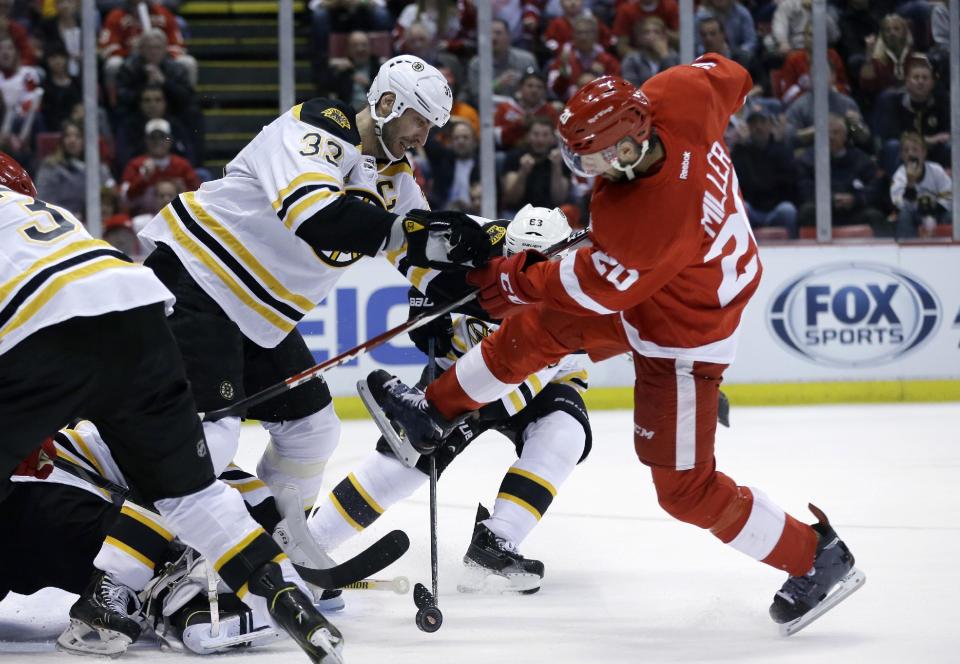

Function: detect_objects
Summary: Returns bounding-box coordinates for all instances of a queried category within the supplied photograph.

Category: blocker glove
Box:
[466,250,548,319]
[402,209,492,270]
[13,437,56,480]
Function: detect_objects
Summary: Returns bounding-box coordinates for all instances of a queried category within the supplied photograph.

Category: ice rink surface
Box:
[2,402,958,663]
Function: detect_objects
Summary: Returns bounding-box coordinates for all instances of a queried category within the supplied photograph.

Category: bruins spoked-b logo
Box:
[314,249,363,268]
[219,380,235,400]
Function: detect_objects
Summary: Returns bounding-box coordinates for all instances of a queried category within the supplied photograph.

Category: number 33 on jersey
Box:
[0,189,173,356]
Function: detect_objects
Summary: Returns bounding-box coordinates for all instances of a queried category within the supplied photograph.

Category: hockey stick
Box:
[341,576,410,594]
[201,228,591,423]
[53,457,129,504]
[411,338,443,632]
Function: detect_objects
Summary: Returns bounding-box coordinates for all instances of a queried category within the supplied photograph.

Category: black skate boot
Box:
[359,370,456,462]
[247,561,344,664]
[459,504,544,595]
[769,504,866,636]
[57,570,144,657]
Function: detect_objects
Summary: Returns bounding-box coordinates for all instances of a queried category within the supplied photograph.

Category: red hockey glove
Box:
[13,437,56,480]
[466,250,547,319]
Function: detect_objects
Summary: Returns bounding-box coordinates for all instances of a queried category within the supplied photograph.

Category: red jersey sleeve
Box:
[99,9,126,59]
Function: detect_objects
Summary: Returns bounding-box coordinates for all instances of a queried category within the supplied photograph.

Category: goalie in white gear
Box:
[308,206,589,594]
[133,55,492,607]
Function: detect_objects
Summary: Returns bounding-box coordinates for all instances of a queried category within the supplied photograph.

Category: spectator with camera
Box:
[500,116,570,213]
[889,131,952,239]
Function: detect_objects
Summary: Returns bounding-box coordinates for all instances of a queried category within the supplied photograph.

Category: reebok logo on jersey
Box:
[679,151,691,180]
[321,107,351,130]
[634,424,655,439]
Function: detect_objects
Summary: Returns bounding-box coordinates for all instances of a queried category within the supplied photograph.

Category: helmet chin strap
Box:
[370,104,404,165]
[612,139,649,180]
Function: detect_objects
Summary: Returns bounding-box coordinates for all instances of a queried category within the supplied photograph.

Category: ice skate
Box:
[458,505,544,595]
[172,594,282,654]
[273,485,345,612]
[358,370,456,466]
[57,570,144,657]
[770,504,866,636]
[247,561,344,664]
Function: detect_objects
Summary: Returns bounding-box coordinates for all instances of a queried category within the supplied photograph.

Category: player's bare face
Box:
[383,109,431,158]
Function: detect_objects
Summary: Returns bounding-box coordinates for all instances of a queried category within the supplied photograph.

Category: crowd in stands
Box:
[2,0,953,255]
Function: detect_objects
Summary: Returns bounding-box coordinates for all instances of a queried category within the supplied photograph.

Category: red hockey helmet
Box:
[0,151,37,197]
[557,76,652,178]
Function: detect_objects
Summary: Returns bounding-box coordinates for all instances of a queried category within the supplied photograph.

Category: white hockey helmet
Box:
[504,204,572,256]
[367,56,452,160]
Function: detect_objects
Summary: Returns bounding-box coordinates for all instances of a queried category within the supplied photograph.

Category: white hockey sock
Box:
[257,405,340,508]
[203,416,241,476]
[154,480,309,602]
[487,411,585,546]
[308,451,425,551]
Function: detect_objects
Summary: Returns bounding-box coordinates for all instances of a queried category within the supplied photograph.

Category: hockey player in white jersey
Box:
[309,206,589,594]
[0,154,343,662]
[133,55,492,609]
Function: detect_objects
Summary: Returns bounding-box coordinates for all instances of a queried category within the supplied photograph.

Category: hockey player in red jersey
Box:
[363,54,865,635]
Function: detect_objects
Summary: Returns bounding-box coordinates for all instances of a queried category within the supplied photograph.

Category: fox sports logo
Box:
[768,262,940,367]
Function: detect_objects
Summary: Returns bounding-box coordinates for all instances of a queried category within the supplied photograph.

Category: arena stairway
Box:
[180,0,315,173]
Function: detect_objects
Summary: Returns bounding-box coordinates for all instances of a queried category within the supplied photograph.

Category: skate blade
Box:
[779,567,866,637]
[357,379,420,468]
[307,626,344,664]
[457,564,541,595]
[56,619,132,658]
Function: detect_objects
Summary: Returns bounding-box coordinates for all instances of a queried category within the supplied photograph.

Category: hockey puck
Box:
[415,605,443,633]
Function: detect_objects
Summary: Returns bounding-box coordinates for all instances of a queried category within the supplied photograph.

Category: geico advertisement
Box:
[727,244,960,383]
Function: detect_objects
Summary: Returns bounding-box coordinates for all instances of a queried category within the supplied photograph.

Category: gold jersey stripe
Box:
[528,374,544,394]
[508,467,558,497]
[347,473,384,514]
[63,428,107,480]
[0,238,113,305]
[496,493,543,520]
[379,162,413,177]
[330,492,364,532]
[272,172,340,211]
[105,536,154,569]
[161,207,294,334]
[214,528,264,572]
[0,257,134,340]
[507,390,524,413]
[120,504,175,540]
[408,266,430,291]
[284,188,342,229]
[183,193,314,312]
[233,479,268,493]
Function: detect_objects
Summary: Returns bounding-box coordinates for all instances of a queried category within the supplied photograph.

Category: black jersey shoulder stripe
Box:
[277,183,341,222]
[53,431,86,466]
[297,98,362,145]
[170,197,305,322]
[0,248,129,330]
[517,381,535,406]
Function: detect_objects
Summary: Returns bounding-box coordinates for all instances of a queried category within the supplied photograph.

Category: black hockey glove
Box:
[402,209,492,270]
[407,289,453,358]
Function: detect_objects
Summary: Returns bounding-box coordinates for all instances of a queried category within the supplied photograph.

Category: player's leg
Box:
[81,303,342,662]
[633,354,862,632]
[244,329,341,512]
[461,383,591,594]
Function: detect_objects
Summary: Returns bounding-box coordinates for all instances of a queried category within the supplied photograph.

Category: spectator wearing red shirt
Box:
[548,15,621,101]
[99,0,197,90]
[121,118,199,209]
[494,71,559,150]
[0,0,36,66]
[543,0,614,58]
[0,36,41,164]
[613,0,679,56]
[778,25,849,105]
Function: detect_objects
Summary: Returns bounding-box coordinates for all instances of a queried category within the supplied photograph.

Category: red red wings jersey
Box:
[526,55,760,364]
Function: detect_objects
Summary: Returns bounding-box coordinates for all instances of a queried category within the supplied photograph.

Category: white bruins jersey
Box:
[0,188,173,356]
[439,315,588,417]
[139,98,429,348]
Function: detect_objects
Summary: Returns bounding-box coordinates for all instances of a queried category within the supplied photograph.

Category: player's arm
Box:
[468,225,698,319]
